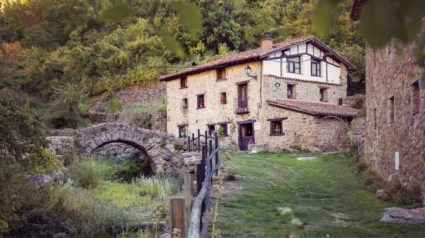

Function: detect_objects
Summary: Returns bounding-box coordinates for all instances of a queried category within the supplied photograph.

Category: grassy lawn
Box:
[215,151,425,238]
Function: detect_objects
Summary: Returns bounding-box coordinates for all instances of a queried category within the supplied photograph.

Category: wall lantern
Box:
[244,65,257,80]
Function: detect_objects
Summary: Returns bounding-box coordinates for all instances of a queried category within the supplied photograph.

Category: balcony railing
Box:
[234,98,249,114]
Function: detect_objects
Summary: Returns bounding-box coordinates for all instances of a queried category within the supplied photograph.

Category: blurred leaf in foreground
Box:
[161,32,185,58]
[99,3,132,22]
[172,1,201,40]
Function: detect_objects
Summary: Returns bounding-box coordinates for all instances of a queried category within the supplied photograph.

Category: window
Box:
[217,68,226,80]
[268,118,286,136]
[287,56,300,74]
[220,92,227,104]
[287,84,295,99]
[180,76,187,88]
[311,60,321,77]
[178,125,187,138]
[218,123,228,136]
[183,98,188,109]
[236,83,248,113]
[320,88,328,102]
[411,80,420,114]
[207,125,215,136]
[389,96,394,123]
[197,94,205,108]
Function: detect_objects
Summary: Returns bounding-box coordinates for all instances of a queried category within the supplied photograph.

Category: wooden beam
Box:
[170,195,185,238]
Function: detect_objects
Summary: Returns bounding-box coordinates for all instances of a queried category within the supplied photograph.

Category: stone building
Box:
[351,0,425,202]
[159,34,358,152]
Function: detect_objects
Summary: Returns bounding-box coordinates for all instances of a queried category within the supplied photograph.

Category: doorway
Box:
[238,121,255,151]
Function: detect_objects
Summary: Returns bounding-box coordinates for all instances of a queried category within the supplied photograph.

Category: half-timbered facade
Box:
[160,34,358,152]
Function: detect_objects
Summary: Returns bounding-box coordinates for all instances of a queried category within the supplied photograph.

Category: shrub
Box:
[68,158,104,189]
[108,96,121,113]
[173,144,183,150]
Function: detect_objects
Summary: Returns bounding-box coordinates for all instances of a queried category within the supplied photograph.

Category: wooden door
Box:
[238,123,254,151]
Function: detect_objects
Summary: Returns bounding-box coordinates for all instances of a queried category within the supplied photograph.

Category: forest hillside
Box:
[0,0,364,128]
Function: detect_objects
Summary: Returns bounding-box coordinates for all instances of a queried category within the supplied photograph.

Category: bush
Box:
[108,96,121,113]
[68,158,104,189]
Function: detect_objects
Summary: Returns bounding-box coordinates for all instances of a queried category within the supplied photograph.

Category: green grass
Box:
[216,151,425,238]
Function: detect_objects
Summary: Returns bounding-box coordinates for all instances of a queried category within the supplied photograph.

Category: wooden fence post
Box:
[184,173,194,236]
[215,132,219,176]
[197,129,201,152]
[170,195,185,238]
[187,136,191,152]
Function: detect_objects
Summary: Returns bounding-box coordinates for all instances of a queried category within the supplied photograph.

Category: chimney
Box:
[261,32,273,51]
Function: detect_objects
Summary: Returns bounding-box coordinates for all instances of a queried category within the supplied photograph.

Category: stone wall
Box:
[265,64,347,105]
[166,62,262,148]
[165,61,350,152]
[47,136,74,160]
[344,95,366,109]
[314,117,347,150]
[89,110,167,132]
[115,82,166,105]
[363,37,425,202]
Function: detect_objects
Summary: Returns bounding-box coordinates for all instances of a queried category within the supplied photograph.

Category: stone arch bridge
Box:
[49,123,199,175]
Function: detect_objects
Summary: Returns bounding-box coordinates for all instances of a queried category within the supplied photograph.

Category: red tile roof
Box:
[266,99,359,118]
[350,0,368,20]
[159,35,355,81]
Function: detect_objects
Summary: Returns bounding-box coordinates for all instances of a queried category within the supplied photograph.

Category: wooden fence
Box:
[169,129,221,238]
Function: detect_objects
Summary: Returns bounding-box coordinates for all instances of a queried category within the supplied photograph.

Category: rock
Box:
[159,233,170,238]
[163,153,172,161]
[184,156,200,165]
[297,157,318,161]
[53,232,68,238]
[380,207,425,224]
[165,144,175,153]
[28,174,53,189]
[248,149,258,154]
[307,147,322,153]
[387,173,400,186]
[174,138,185,145]
[376,190,388,200]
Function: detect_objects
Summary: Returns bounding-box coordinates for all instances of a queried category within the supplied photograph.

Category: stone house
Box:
[351,1,425,202]
[159,34,358,152]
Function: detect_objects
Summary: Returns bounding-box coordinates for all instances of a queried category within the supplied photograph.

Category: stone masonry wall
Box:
[166,62,262,148]
[265,64,347,105]
[364,38,425,202]
[314,117,347,151]
[89,110,167,132]
[166,60,350,152]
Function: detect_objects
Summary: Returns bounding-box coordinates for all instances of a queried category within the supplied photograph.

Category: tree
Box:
[50,82,91,129]
[313,0,425,83]
[0,98,53,168]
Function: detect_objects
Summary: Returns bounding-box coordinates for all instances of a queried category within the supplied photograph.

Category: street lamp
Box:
[244,65,257,80]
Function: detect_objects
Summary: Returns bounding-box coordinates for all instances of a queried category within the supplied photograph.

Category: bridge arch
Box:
[74,123,181,174]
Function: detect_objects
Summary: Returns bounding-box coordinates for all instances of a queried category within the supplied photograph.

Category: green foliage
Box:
[0,98,55,170]
[314,0,425,83]
[356,108,366,118]
[173,144,183,150]
[99,3,132,22]
[50,83,91,129]
[68,158,104,189]
[141,114,153,129]
[108,96,121,113]
[0,161,29,234]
